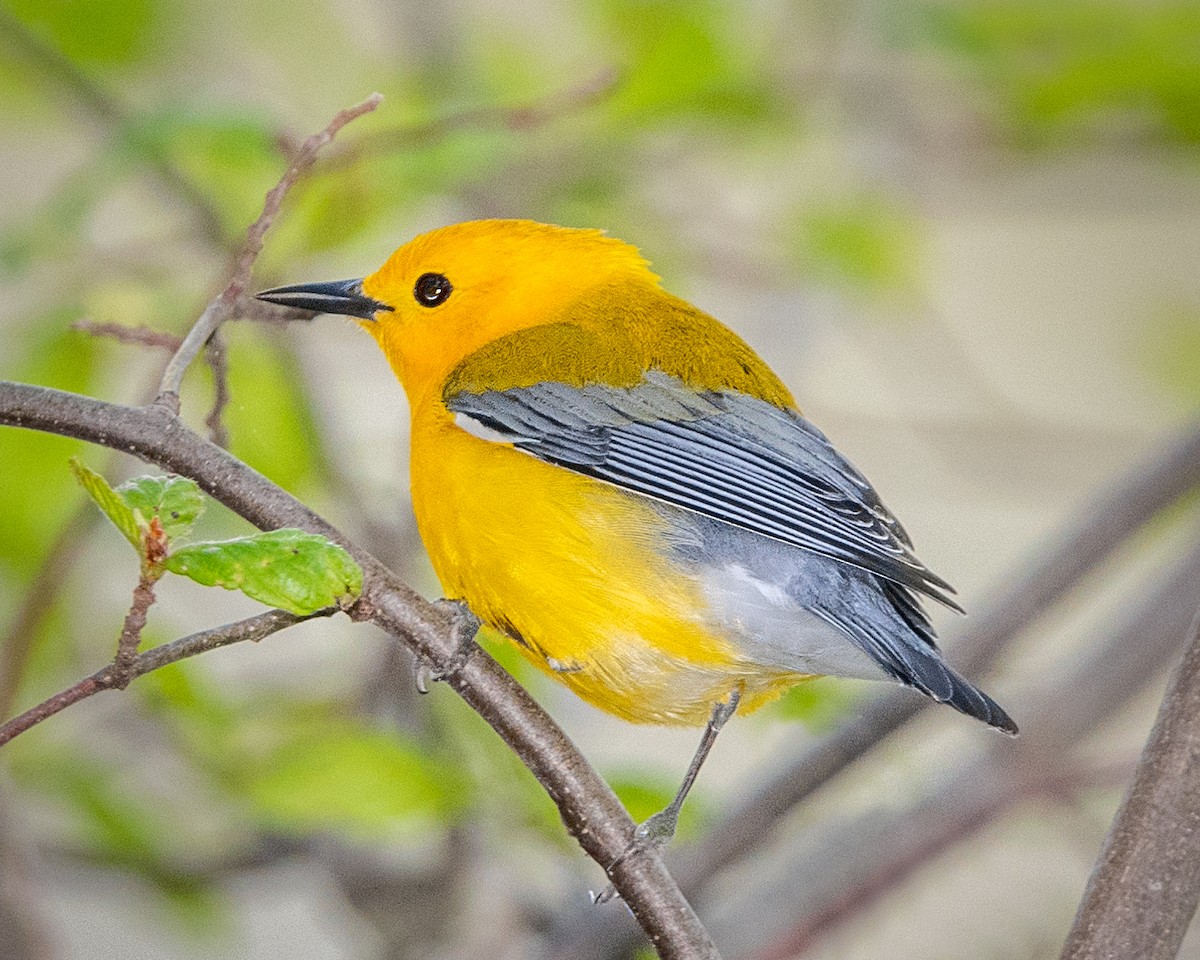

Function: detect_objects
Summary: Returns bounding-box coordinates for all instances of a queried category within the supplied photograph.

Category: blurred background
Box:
[1,0,1199,957]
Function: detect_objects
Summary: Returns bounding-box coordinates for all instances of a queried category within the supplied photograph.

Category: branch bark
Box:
[0,608,330,747]
[0,380,718,960]
[1061,606,1200,960]
[680,420,1200,891]
[736,531,1200,960]
[547,420,1200,960]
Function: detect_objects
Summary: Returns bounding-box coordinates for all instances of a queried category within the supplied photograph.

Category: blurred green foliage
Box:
[7,738,227,932]
[6,0,165,69]
[596,0,777,123]
[904,1,1200,146]
[1144,304,1200,405]
[767,676,863,732]
[139,663,467,836]
[0,324,97,579]
[222,329,323,493]
[784,193,920,297]
[141,109,281,233]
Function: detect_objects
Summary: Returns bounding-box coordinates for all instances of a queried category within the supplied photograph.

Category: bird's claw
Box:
[592,809,680,906]
[414,660,440,694]
[413,599,481,694]
[633,809,678,845]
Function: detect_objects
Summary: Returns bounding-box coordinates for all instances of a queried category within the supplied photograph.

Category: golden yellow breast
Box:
[407,405,797,724]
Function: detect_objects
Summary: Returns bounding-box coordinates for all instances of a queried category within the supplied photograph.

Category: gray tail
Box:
[868,579,1018,735]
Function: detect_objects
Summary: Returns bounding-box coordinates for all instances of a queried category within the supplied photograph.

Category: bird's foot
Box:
[591,807,681,905]
[415,599,481,694]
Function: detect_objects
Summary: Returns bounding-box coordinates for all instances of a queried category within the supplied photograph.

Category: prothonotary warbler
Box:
[258,219,1016,845]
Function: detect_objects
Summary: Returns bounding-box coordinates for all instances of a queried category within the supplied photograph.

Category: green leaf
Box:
[165,529,362,615]
[117,474,204,543]
[247,725,466,835]
[69,458,140,547]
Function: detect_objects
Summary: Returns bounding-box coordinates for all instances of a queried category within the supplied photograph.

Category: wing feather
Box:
[446,373,959,608]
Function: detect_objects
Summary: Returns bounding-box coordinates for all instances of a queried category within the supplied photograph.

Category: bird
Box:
[257,219,1016,848]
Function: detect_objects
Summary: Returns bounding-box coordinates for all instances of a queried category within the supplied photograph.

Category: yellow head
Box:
[259,220,659,405]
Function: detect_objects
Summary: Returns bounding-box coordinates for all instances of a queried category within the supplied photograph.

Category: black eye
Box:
[414,272,452,307]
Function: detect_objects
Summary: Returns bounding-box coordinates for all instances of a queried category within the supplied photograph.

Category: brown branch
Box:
[723,532,1200,960]
[154,92,383,408]
[750,767,1101,960]
[1060,606,1200,960]
[0,607,329,748]
[110,569,158,689]
[71,321,184,352]
[547,420,1200,960]
[0,380,717,960]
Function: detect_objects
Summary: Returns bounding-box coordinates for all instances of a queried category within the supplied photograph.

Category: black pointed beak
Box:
[255,278,392,320]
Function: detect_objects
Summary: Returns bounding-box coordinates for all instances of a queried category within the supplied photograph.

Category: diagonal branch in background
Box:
[0,7,227,246]
[547,419,1200,960]
[681,419,1200,888]
[1061,606,1200,960]
[0,504,99,722]
[0,381,718,960]
[738,530,1200,960]
[154,92,383,409]
[0,608,332,747]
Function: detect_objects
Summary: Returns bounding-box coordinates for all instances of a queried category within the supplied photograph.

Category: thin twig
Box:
[110,569,158,689]
[323,68,619,171]
[71,321,184,352]
[203,329,231,447]
[0,607,330,748]
[0,380,718,959]
[155,93,383,408]
[1061,605,1200,960]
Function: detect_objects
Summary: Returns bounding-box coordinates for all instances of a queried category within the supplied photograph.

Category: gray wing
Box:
[446,372,961,610]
